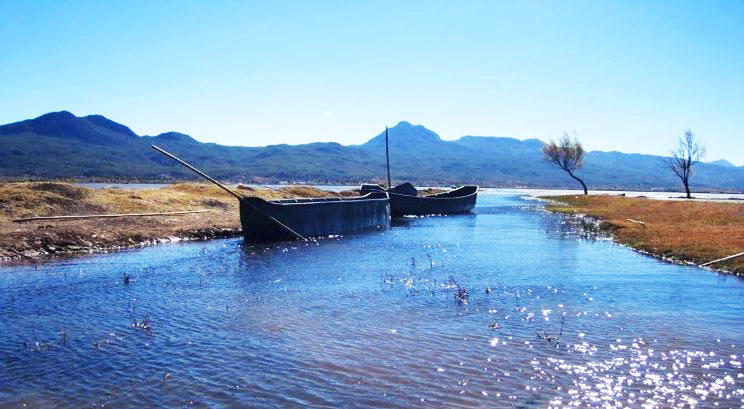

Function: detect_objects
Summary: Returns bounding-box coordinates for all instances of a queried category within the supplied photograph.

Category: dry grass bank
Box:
[0,182,360,261]
[544,195,744,275]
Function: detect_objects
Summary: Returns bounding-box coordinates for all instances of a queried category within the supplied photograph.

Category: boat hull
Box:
[389,186,477,216]
[239,192,391,243]
[361,184,478,216]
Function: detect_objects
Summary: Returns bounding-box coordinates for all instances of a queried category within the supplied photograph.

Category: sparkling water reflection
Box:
[1,195,743,408]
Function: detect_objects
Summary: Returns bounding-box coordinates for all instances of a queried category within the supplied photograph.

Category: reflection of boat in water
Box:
[239,193,390,243]
[151,145,391,243]
[361,182,477,216]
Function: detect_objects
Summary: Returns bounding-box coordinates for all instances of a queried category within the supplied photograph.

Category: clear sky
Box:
[1,0,742,164]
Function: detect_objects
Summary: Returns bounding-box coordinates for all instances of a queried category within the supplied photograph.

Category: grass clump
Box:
[0,182,104,222]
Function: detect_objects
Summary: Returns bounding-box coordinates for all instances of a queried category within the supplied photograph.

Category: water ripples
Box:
[1,195,743,408]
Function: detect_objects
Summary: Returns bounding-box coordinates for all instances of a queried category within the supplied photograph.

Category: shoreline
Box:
[1,227,242,264]
[0,182,363,264]
[0,182,446,264]
[542,195,744,276]
[3,182,742,267]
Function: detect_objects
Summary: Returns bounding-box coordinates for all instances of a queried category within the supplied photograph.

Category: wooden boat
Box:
[239,192,390,243]
[151,145,391,243]
[361,182,477,216]
[362,126,478,216]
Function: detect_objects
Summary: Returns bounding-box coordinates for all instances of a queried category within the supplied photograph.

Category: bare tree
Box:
[667,130,705,199]
[543,132,588,194]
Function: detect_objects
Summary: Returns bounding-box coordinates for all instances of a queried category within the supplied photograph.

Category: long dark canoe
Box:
[360,182,477,217]
[150,145,391,243]
[240,192,390,243]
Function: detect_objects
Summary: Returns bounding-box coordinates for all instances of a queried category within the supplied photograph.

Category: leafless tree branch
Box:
[667,130,705,198]
[543,132,588,194]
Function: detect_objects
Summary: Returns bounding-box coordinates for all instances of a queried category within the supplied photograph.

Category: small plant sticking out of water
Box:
[127,301,152,335]
[128,301,137,323]
[536,316,565,348]
[449,277,468,303]
[22,329,60,352]
[410,256,416,270]
[133,314,152,335]
[381,273,395,285]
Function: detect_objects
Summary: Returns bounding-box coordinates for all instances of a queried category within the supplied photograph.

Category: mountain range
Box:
[1,111,742,191]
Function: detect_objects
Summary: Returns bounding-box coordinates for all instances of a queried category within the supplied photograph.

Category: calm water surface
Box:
[1,194,743,408]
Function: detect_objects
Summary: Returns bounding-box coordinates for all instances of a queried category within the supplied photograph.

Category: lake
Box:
[1,193,743,408]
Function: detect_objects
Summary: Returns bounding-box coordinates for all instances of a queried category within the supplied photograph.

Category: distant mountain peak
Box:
[39,110,76,119]
[84,114,137,137]
[0,110,138,145]
[392,120,414,127]
[363,121,442,147]
[390,120,431,132]
[708,159,735,168]
[151,131,197,143]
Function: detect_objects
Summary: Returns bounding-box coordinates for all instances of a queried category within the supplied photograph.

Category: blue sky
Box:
[1,1,742,164]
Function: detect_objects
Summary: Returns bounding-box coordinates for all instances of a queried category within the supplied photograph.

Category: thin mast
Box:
[385,126,392,189]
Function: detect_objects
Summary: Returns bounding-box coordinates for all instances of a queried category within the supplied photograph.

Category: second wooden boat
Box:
[362,126,478,216]
[361,182,477,216]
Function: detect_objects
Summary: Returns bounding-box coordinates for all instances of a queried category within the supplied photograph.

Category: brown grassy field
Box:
[0,182,361,222]
[544,195,744,275]
[0,182,361,261]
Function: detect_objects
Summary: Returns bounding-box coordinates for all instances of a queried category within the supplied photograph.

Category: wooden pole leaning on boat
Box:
[151,145,242,200]
[150,145,307,241]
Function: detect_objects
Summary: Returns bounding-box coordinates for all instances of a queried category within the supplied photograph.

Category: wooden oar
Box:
[151,145,307,241]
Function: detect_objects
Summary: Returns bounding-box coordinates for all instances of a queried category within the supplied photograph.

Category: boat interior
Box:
[425,185,478,198]
[266,191,388,204]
